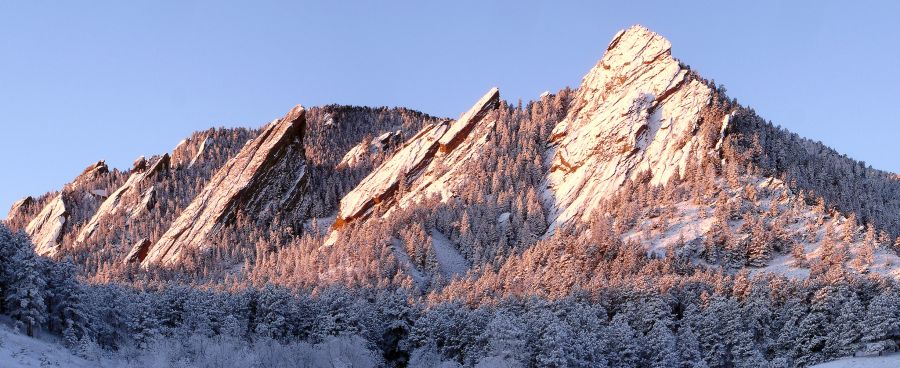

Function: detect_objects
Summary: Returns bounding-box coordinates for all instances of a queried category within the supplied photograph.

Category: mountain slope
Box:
[334,87,500,228]
[142,105,309,266]
[76,154,171,245]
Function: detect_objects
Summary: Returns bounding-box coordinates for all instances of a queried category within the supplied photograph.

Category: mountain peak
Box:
[544,25,717,231]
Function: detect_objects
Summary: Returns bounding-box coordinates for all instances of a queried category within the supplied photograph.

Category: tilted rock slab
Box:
[6,196,34,222]
[76,154,171,244]
[124,238,151,264]
[335,87,500,228]
[25,194,68,256]
[24,160,112,256]
[142,105,308,266]
[544,25,720,232]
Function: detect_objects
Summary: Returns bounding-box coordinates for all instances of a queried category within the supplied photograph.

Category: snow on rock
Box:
[431,229,469,278]
[25,194,67,256]
[143,105,309,267]
[334,87,500,228]
[438,87,499,152]
[544,25,719,232]
[76,154,171,244]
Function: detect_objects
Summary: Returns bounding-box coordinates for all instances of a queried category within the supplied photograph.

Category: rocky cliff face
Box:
[544,25,720,231]
[6,196,34,222]
[142,105,309,266]
[25,194,68,256]
[336,130,404,170]
[76,154,171,245]
[334,88,500,228]
[23,161,114,256]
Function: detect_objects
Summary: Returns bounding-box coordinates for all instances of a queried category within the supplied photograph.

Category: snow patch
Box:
[430,229,469,278]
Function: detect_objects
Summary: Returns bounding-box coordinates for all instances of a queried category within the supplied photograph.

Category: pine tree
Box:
[647,322,677,368]
[4,238,47,337]
[791,243,807,268]
[862,291,900,343]
[606,314,643,368]
[675,325,707,368]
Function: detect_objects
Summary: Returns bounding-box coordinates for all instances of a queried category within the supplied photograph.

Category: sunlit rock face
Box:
[25,194,68,256]
[143,105,309,267]
[336,130,404,170]
[334,87,500,228]
[76,154,170,245]
[544,25,718,231]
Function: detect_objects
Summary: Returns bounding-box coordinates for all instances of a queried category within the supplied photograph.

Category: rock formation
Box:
[544,25,720,231]
[6,196,34,221]
[142,105,309,266]
[335,87,500,228]
[25,194,68,256]
[337,130,404,169]
[76,154,171,244]
[66,160,109,191]
[123,238,151,264]
[188,137,212,168]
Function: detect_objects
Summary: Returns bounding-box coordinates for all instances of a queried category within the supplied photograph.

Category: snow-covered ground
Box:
[0,322,92,368]
[811,353,900,368]
[431,229,469,278]
[0,321,382,368]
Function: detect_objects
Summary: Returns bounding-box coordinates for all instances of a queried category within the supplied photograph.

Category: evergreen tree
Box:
[647,321,678,368]
[675,325,708,368]
[4,236,47,337]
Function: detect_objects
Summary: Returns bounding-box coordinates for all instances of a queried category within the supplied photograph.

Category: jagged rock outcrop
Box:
[123,238,151,264]
[337,130,404,169]
[142,105,309,266]
[25,194,68,256]
[21,160,113,256]
[66,160,109,191]
[6,196,34,221]
[188,137,212,168]
[544,25,720,231]
[335,87,500,228]
[76,154,171,244]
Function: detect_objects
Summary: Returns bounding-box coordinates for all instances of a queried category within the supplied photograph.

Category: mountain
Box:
[141,105,309,266]
[2,24,900,368]
[76,154,171,246]
[22,161,119,256]
[334,87,500,228]
[4,25,899,286]
[544,26,720,231]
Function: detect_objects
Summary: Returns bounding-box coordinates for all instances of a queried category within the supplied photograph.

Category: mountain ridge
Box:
[2,25,898,287]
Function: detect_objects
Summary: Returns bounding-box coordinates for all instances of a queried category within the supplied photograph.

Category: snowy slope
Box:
[430,229,469,278]
[0,323,93,368]
[810,353,900,368]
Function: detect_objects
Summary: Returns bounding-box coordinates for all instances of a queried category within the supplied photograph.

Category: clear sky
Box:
[1,1,899,216]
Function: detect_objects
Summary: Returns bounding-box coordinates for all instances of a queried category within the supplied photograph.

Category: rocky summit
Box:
[544,25,719,231]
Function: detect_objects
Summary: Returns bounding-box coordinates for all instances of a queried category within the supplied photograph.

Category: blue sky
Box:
[1,1,898,215]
